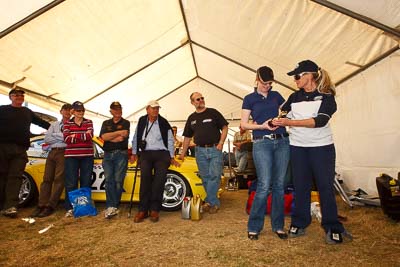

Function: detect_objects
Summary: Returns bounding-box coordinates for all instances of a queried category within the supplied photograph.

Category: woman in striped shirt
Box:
[63,101,94,217]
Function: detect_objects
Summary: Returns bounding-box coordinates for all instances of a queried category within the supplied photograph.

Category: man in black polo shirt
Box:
[179,92,228,214]
[100,101,130,219]
[0,88,50,218]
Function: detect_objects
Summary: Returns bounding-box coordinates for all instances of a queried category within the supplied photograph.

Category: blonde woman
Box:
[274,60,352,244]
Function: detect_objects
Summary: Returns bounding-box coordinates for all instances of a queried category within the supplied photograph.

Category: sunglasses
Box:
[10,94,25,97]
[294,72,310,80]
[75,109,85,112]
[194,97,204,102]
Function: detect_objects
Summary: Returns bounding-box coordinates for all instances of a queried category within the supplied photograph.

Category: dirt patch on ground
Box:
[0,190,399,267]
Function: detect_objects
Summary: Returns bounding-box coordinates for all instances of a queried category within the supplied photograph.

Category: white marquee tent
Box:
[0,0,399,194]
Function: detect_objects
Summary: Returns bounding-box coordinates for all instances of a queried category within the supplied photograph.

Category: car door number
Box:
[91,164,106,192]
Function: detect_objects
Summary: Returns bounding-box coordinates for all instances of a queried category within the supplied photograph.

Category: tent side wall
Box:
[333,51,400,194]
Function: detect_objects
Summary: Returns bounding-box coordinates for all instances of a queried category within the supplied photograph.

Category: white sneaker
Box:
[2,207,18,218]
[65,209,73,217]
[105,207,119,219]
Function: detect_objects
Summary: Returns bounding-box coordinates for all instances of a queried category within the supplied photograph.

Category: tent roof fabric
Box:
[0,0,399,129]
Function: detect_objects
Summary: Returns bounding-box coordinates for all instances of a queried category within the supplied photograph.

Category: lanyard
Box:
[144,118,155,139]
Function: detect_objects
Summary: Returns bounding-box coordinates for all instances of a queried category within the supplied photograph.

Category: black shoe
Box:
[30,206,45,217]
[275,231,288,240]
[38,207,54,218]
[248,232,258,240]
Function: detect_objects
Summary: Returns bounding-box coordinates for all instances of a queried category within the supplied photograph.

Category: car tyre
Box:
[18,172,38,207]
[162,172,192,211]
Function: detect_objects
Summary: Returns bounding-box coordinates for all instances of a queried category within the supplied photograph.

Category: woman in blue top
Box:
[273,60,352,244]
[241,66,290,240]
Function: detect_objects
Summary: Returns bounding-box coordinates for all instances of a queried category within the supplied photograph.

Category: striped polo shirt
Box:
[63,117,94,157]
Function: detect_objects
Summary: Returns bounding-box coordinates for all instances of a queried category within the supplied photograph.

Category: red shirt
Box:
[63,117,94,157]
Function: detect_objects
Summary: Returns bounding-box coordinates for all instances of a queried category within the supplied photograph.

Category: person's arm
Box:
[240,109,277,131]
[274,94,336,128]
[178,137,191,161]
[216,125,228,151]
[44,122,62,145]
[101,130,128,142]
[167,128,181,167]
[232,134,241,147]
[274,118,315,128]
[31,110,51,130]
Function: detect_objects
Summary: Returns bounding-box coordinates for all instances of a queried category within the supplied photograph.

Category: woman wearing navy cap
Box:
[273,60,352,244]
[241,66,290,240]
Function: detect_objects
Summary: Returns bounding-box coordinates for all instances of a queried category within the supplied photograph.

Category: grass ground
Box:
[0,190,399,267]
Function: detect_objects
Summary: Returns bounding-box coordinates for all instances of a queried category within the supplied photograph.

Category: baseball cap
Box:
[287,60,319,76]
[147,100,160,108]
[61,103,72,110]
[257,66,274,82]
[72,101,85,111]
[110,101,122,109]
[9,88,25,95]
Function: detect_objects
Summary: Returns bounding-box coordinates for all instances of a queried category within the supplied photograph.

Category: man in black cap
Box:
[0,88,50,218]
[31,103,72,218]
[99,101,130,219]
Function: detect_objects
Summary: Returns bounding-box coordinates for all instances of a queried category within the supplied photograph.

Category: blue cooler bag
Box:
[68,187,97,217]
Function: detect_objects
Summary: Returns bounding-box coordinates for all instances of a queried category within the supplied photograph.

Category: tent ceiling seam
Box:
[336,45,399,86]
[0,79,110,119]
[0,0,65,39]
[179,0,198,77]
[199,77,243,101]
[125,76,197,120]
[311,0,400,39]
[83,41,190,104]
[192,41,296,92]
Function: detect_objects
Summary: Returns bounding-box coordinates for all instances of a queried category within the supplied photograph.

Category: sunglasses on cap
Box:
[194,97,204,102]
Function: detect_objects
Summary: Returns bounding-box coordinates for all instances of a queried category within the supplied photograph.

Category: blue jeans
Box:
[195,146,223,207]
[248,137,290,233]
[103,150,128,208]
[64,156,94,210]
[235,150,248,172]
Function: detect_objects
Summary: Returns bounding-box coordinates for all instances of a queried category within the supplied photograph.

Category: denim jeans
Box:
[103,150,128,208]
[235,150,248,172]
[64,156,94,210]
[247,137,290,233]
[195,146,223,207]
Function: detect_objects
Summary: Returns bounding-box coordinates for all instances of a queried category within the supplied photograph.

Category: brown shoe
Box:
[209,205,219,214]
[200,203,211,213]
[149,211,159,222]
[38,206,54,218]
[133,211,148,223]
[30,206,45,218]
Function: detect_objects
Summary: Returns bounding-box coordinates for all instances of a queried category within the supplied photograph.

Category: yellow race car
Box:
[20,136,225,211]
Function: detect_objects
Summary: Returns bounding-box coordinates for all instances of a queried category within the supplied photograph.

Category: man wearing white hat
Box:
[130,100,180,223]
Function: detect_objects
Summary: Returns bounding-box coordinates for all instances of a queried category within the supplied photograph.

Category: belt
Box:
[197,144,217,148]
[253,133,289,140]
[51,147,65,150]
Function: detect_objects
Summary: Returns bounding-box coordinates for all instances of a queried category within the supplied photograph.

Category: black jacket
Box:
[136,114,171,154]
